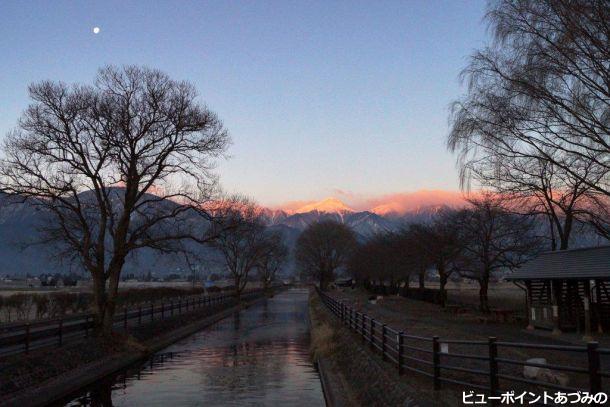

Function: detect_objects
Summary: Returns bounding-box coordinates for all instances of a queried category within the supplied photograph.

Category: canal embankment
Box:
[309,291,424,407]
[0,290,273,407]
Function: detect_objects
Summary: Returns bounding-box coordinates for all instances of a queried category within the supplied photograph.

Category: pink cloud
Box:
[365,190,469,215]
[275,189,471,215]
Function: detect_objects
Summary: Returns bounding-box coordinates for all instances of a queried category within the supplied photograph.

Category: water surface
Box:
[61,288,324,406]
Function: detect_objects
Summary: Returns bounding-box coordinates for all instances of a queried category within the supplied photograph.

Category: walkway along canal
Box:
[56,288,325,406]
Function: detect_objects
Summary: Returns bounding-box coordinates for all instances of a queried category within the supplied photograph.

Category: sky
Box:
[0,0,488,208]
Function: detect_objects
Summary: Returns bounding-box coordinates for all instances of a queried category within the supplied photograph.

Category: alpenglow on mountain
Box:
[0,192,464,277]
[260,196,464,236]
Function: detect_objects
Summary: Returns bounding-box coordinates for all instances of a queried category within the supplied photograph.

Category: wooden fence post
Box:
[381,324,387,361]
[178,300,182,314]
[58,319,63,347]
[151,303,154,322]
[124,307,128,330]
[349,309,353,329]
[370,319,375,350]
[432,336,441,390]
[587,342,601,394]
[398,332,404,375]
[25,323,30,354]
[138,307,142,325]
[488,337,498,400]
[161,303,164,320]
[361,314,366,342]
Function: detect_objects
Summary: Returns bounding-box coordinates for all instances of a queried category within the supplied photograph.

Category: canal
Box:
[59,288,325,406]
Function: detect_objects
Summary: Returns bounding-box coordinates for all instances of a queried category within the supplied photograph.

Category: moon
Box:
[93,27,100,34]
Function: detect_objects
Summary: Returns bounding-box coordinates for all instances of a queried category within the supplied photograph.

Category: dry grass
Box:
[422,281,526,312]
[308,291,421,406]
[309,295,338,360]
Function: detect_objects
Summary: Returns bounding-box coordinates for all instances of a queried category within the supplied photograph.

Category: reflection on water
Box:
[59,289,324,406]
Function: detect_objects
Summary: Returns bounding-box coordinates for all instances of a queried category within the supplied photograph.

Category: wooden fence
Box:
[317,288,610,400]
[0,288,266,357]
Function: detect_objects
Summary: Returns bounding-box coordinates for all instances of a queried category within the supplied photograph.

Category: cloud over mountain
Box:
[366,190,468,215]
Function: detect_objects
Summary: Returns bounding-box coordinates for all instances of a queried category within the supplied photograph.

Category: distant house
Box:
[506,246,610,339]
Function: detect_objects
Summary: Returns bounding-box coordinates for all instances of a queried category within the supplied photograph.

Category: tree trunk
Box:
[547,214,557,251]
[439,272,448,308]
[235,275,242,303]
[100,266,122,335]
[479,278,490,313]
[418,270,425,289]
[559,214,573,250]
[92,272,109,336]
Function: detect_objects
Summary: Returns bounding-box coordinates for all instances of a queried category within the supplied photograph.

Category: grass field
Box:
[432,281,527,312]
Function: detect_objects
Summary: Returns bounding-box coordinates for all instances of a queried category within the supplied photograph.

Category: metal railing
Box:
[0,289,266,357]
[317,288,609,399]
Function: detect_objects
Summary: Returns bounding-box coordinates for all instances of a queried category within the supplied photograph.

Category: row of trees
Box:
[448,0,610,248]
[292,193,547,312]
[347,194,542,312]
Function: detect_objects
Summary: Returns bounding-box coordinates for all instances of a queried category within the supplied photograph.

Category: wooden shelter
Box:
[506,246,610,339]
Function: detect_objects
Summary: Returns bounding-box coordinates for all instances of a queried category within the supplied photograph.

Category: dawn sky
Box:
[0,0,487,207]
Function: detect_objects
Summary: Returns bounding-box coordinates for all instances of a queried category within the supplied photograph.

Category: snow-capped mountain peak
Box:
[293,197,354,214]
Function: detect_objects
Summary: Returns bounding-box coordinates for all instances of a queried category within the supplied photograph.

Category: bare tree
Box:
[399,225,432,290]
[0,66,229,334]
[295,220,356,290]
[449,0,610,198]
[584,194,610,240]
[454,194,542,312]
[454,147,597,249]
[211,202,269,302]
[448,0,610,250]
[256,231,288,292]
[414,210,463,307]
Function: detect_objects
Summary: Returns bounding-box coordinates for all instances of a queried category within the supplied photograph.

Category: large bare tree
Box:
[450,0,610,195]
[0,66,229,334]
[295,220,356,290]
[448,0,610,243]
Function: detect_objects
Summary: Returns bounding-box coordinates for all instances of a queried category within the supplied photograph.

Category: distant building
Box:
[506,246,610,339]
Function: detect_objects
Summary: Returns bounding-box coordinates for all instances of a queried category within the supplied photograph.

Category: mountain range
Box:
[1,191,605,279]
[260,196,461,236]
[0,193,460,278]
